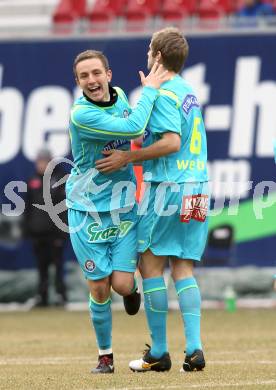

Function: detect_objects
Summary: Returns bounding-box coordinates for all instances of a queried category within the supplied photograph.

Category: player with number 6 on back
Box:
[96,27,209,373]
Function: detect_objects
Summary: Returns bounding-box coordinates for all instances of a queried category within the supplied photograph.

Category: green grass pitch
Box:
[1,308,276,389]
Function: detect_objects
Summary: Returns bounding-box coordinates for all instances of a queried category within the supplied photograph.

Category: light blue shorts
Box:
[68,207,138,280]
[137,182,209,261]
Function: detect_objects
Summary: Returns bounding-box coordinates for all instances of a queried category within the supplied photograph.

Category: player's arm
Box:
[95,132,180,173]
[71,86,156,141]
[71,63,169,141]
[96,93,181,173]
[128,131,181,162]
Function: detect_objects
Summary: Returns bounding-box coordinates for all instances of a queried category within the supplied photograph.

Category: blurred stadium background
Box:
[2,2,276,389]
[1,0,276,309]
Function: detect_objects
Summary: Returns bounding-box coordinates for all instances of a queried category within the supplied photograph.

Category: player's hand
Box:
[95,150,130,173]
[139,62,169,89]
[133,135,144,147]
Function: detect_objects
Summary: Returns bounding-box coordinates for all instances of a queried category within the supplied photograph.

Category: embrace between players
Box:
[67,27,209,374]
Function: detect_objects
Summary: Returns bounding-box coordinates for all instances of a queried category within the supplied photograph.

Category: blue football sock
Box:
[89,295,112,352]
[143,277,168,359]
[175,277,202,356]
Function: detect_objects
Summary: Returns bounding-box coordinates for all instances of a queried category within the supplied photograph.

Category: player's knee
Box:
[139,262,163,279]
[92,289,109,302]
[112,280,133,296]
[170,259,194,281]
[88,279,110,303]
[111,271,135,296]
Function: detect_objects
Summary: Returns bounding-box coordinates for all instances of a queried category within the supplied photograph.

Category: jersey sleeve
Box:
[114,86,131,109]
[150,93,181,135]
[71,86,157,141]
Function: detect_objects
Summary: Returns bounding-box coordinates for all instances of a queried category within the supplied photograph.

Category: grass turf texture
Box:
[1,309,276,389]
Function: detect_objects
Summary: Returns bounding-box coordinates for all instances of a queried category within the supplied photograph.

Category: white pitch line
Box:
[0,357,276,366]
[0,356,93,365]
[208,360,276,365]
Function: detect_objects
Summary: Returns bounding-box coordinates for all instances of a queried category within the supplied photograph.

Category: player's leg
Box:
[129,250,171,372]
[170,258,205,371]
[111,271,140,315]
[169,181,208,371]
[129,184,172,371]
[111,207,140,315]
[68,209,114,374]
[87,277,114,374]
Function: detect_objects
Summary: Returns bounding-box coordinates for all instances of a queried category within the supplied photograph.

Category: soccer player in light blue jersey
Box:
[96,28,209,373]
[67,50,168,374]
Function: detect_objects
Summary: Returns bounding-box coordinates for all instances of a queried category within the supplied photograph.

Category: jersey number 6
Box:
[190,117,202,155]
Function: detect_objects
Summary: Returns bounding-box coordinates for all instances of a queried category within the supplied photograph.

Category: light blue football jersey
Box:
[66,86,158,212]
[142,74,208,183]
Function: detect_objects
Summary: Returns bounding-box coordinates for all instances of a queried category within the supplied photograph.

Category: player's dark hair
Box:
[150,27,189,73]
[73,50,109,78]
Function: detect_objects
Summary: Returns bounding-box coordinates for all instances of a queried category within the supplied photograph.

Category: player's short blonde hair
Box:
[150,27,189,73]
[73,50,109,78]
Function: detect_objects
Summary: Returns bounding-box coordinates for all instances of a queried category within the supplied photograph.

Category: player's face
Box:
[147,43,155,70]
[76,58,112,102]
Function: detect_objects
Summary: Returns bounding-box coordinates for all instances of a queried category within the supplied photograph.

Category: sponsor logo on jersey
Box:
[182,94,199,114]
[87,221,134,242]
[180,194,208,223]
[85,259,96,272]
[176,159,205,171]
[103,139,130,151]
